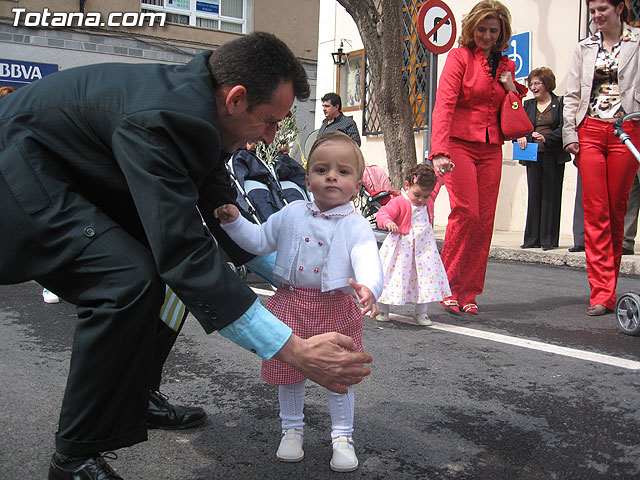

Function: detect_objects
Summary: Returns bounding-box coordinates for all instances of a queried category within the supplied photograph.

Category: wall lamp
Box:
[331,41,347,66]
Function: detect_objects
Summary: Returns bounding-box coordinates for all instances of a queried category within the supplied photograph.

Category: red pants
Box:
[577,117,640,309]
[441,139,502,305]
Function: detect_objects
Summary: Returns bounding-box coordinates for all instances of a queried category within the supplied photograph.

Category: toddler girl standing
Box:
[376,163,451,325]
[215,131,383,472]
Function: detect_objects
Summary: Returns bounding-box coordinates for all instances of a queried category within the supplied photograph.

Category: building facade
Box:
[0,0,320,139]
[316,0,636,238]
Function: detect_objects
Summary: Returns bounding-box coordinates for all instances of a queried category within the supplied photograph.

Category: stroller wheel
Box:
[615,292,640,336]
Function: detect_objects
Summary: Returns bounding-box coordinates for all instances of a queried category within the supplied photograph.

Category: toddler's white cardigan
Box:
[221,200,383,299]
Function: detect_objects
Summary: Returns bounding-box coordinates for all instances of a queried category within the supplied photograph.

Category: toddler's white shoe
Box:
[42,289,60,304]
[375,312,390,322]
[330,436,358,472]
[276,428,304,462]
[414,313,432,326]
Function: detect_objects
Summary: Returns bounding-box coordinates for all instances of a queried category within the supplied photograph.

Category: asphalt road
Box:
[1,259,639,480]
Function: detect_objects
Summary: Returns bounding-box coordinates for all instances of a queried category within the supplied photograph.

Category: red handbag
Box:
[500,91,533,141]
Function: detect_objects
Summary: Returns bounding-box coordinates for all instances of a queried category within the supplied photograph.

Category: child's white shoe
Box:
[375,312,390,322]
[276,428,304,462]
[330,436,358,472]
[414,313,432,326]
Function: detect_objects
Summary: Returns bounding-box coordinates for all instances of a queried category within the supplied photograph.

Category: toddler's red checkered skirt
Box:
[262,284,364,385]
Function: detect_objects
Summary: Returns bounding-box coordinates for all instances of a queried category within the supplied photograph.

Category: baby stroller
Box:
[225,148,311,280]
[354,164,399,227]
[614,112,640,336]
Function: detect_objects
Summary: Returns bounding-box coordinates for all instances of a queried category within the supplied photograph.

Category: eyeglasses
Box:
[529,81,544,87]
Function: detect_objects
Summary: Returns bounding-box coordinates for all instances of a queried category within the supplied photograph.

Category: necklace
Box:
[487,54,495,70]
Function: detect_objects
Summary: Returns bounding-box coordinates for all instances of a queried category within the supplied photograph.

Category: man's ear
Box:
[223,85,249,114]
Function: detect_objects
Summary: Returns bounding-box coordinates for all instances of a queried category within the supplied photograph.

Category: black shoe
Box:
[623,248,635,255]
[568,245,585,252]
[148,390,207,430]
[520,243,541,249]
[49,452,122,480]
[542,246,554,251]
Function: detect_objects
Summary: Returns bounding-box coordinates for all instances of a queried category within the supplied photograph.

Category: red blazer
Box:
[429,46,526,160]
[376,195,413,234]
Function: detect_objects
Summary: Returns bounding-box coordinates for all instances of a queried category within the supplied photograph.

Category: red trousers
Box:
[441,139,502,305]
[577,117,640,309]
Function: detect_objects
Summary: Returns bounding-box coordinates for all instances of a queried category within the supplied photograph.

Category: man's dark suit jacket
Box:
[519,92,571,166]
[0,53,255,333]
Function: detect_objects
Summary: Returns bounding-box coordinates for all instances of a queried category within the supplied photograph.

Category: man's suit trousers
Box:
[36,227,166,456]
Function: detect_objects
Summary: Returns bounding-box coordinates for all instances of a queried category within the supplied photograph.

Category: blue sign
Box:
[0,59,59,87]
[505,32,530,80]
[196,1,219,14]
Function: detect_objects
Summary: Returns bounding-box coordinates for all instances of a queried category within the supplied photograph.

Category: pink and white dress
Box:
[378,192,450,306]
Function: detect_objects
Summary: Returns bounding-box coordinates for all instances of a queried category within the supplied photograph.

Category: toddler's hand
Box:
[386,222,398,233]
[214,204,239,224]
[349,279,379,318]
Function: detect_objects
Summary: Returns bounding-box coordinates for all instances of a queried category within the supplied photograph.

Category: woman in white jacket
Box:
[563,0,640,316]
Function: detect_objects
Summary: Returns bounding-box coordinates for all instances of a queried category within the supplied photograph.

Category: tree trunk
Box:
[337,0,418,189]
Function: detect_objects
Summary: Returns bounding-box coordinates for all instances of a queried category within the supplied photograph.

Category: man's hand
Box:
[214,204,240,224]
[349,278,379,318]
[274,333,373,394]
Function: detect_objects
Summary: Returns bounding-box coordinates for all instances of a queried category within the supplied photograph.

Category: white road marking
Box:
[252,287,640,371]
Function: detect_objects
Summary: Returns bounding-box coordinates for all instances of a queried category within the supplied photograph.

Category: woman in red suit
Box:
[430,0,526,315]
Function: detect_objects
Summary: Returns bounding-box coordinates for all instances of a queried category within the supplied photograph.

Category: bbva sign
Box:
[0,59,59,86]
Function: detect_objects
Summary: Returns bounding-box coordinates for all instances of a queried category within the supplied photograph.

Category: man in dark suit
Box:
[0,32,372,479]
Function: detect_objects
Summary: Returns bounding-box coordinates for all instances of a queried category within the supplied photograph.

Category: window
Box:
[336,49,363,112]
[362,0,435,135]
[141,0,246,33]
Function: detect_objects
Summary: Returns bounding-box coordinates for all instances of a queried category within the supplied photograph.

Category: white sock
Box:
[415,303,428,315]
[278,380,306,431]
[327,386,354,442]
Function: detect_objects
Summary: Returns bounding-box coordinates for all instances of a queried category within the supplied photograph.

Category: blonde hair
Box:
[0,86,16,98]
[307,131,365,180]
[458,1,512,53]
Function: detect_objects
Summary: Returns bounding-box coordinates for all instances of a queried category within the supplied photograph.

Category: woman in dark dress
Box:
[517,67,570,251]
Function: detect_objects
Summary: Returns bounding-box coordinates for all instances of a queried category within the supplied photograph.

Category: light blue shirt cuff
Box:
[246,252,280,287]
[219,298,292,360]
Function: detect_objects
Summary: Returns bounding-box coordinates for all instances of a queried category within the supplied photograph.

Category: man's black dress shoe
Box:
[49,452,122,480]
[148,390,207,430]
[622,247,635,255]
[542,246,554,251]
[520,243,541,249]
[568,245,585,252]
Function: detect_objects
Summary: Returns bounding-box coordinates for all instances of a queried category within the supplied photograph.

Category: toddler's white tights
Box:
[278,380,355,439]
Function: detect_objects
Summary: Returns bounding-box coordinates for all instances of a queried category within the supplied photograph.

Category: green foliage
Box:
[255,105,303,166]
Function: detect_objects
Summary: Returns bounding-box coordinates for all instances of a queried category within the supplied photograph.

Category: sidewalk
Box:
[433,227,640,277]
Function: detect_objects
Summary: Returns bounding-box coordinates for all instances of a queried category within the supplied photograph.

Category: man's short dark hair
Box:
[321,92,342,111]
[208,32,310,110]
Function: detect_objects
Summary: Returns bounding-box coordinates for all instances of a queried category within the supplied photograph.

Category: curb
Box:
[488,246,640,276]
[374,229,640,277]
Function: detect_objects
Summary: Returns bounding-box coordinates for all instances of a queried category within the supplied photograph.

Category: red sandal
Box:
[462,303,478,315]
[441,297,460,314]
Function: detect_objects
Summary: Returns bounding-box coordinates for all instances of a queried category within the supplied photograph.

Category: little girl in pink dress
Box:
[376,163,451,325]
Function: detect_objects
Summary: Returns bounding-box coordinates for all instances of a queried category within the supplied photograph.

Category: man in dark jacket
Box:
[319,92,361,145]
[0,32,372,479]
